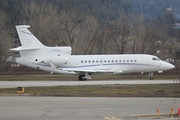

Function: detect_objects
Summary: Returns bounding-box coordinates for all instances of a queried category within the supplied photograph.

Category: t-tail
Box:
[10,25,45,57]
[10,25,72,58]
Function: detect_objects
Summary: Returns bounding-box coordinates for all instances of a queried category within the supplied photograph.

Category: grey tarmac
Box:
[0,80,178,88]
[0,97,180,120]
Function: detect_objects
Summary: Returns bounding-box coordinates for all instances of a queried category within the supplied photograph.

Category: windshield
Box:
[152,57,161,61]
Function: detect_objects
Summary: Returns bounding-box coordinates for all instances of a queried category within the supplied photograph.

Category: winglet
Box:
[16,25,30,29]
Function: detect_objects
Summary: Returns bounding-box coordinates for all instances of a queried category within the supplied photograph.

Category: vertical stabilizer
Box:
[16,25,44,48]
[11,25,46,57]
[11,25,71,58]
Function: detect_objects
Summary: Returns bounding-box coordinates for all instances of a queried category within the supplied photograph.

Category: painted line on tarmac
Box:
[104,116,121,120]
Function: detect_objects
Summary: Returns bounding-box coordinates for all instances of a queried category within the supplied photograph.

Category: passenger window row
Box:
[81,60,137,63]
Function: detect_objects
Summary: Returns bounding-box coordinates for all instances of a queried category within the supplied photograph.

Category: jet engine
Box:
[42,56,68,65]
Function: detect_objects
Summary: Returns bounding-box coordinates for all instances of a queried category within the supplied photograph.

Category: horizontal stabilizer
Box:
[10,46,40,51]
[16,25,30,29]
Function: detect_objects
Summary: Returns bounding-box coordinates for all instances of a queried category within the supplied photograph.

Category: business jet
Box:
[10,25,175,81]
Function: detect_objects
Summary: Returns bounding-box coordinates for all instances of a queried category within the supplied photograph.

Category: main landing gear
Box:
[78,75,86,81]
[149,72,154,80]
[78,73,91,81]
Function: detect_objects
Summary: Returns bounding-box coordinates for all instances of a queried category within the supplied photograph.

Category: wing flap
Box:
[95,69,114,72]
[62,68,96,72]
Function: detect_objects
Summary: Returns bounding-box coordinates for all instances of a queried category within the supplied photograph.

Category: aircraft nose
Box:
[169,64,175,69]
[165,63,175,70]
[160,62,175,70]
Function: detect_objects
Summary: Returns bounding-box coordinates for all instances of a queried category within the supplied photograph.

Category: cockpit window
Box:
[157,58,161,61]
[152,57,161,61]
[152,58,157,61]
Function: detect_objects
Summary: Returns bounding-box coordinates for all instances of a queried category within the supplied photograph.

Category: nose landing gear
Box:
[149,72,154,80]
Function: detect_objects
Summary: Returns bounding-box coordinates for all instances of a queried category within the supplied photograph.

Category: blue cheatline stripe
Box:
[58,63,155,68]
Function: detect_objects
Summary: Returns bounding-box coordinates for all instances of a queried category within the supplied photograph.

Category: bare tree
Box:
[58,12,105,55]
[163,38,178,60]
[58,10,83,54]
[22,0,60,46]
[77,15,104,54]
[0,10,13,71]
[130,15,166,55]
[22,2,104,55]
[130,14,146,54]
[109,11,133,54]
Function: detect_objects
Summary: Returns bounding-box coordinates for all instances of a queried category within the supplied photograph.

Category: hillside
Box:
[1,0,180,25]
[0,0,180,71]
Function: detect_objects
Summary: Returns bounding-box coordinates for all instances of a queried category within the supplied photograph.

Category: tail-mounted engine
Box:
[43,56,68,65]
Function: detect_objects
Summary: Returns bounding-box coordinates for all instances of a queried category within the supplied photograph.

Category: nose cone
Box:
[169,64,175,69]
[163,62,175,70]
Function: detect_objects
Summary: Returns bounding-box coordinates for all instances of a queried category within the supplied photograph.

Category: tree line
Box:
[0,0,180,71]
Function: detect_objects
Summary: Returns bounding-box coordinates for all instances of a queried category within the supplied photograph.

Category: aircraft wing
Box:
[61,68,114,73]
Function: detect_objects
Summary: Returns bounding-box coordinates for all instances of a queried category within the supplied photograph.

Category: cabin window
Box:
[80,59,138,64]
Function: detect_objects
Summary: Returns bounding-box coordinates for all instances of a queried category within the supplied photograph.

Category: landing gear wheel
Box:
[149,72,154,80]
[78,75,86,81]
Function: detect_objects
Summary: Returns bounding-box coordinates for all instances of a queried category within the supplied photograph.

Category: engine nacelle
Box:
[43,56,68,65]
[47,46,72,56]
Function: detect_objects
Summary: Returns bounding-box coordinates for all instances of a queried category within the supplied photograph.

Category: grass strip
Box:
[0,84,180,97]
[0,74,179,81]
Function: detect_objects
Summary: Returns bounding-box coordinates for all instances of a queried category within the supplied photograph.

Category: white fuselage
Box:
[15,54,174,75]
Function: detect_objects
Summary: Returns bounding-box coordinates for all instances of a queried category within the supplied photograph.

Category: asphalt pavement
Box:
[0,97,179,120]
[0,80,178,88]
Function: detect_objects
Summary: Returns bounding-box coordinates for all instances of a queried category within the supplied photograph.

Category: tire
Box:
[79,75,86,81]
